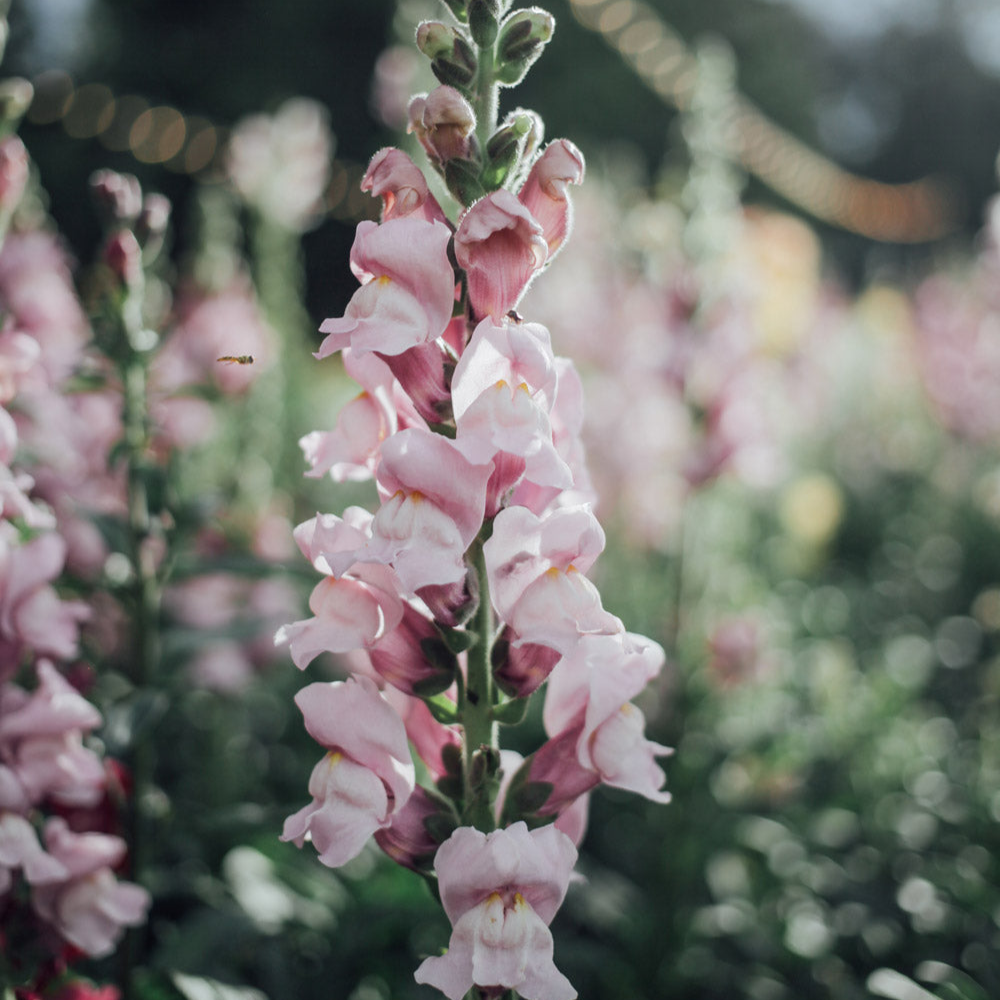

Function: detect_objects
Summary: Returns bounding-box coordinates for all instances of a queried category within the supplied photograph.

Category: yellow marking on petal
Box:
[544,566,563,578]
[494,378,510,390]
[516,382,531,394]
[410,490,424,504]
[513,891,527,908]
[376,274,392,286]
[326,751,343,768]
[566,563,579,573]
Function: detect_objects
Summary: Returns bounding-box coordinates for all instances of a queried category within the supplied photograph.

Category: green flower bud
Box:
[417,21,478,88]
[496,8,555,86]
[481,111,535,190]
[468,0,500,48]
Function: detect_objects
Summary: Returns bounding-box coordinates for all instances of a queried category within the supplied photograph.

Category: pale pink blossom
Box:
[299,387,395,482]
[0,811,68,892]
[524,632,671,812]
[452,318,571,510]
[317,218,455,358]
[0,532,90,661]
[414,823,577,1000]
[0,324,41,403]
[365,429,491,591]
[282,675,415,867]
[455,191,548,321]
[382,685,462,779]
[509,356,595,514]
[483,504,619,653]
[275,512,405,668]
[518,139,585,258]
[0,231,90,384]
[31,818,150,958]
[362,147,448,224]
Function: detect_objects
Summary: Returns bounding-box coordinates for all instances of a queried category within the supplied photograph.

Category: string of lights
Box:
[25,69,375,222]
[23,4,959,244]
[566,0,958,243]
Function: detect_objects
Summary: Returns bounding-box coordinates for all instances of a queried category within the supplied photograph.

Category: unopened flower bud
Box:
[482,111,536,190]
[468,0,500,48]
[408,86,478,167]
[103,229,143,288]
[90,170,142,225]
[0,134,28,212]
[0,76,32,123]
[496,8,555,86]
[416,21,478,89]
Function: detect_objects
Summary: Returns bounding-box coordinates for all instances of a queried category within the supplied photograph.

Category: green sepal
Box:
[419,635,460,673]
[492,696,529,726]
[427,420,457,439]
[436,774,463,800]
[468,0,500,48]
[510,778,552,816]
[440,741,464,776]
[424,811,460,844]
[424,693,459,724]
[443,627,479,654]
[412,670,457,698]
[444,157,486,207]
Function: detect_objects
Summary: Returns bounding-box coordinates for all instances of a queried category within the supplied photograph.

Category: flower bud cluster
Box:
[409,3,555,204]
[277,4,671,997]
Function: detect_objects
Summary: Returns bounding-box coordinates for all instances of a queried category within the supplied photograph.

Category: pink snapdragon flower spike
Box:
[362,147,449,224]
[31,818,150,958]
[414,822,578,1000]
[366,428,491,591]
[518,139,585,258]
[282,675,415,868]
[317,217,454,358]
[455,190,548,320]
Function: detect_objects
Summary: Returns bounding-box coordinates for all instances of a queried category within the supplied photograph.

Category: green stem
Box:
[473,29,499,161]
[462,538,497,830]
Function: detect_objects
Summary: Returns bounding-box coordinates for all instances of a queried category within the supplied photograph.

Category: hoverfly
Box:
[216,355,255,365]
